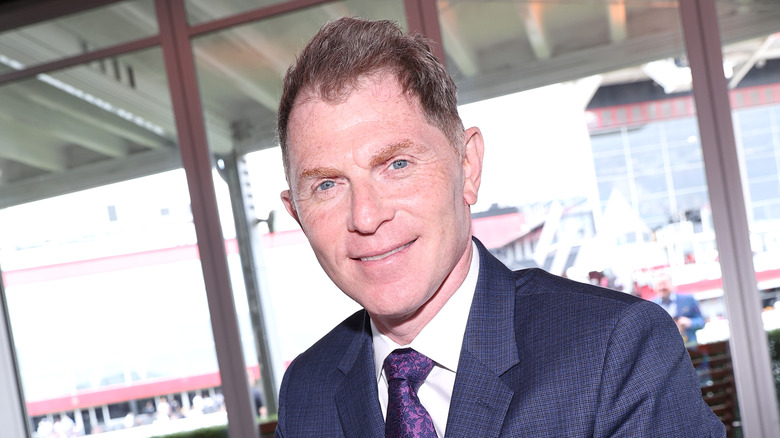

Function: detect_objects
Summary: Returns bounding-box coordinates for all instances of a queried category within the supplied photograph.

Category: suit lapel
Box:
[445,239,520,437]
[334,311,385,438]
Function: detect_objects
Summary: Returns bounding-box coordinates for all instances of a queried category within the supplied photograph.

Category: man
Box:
[275,17,724,437]
[652,270,706,346]
[250,375,269,418]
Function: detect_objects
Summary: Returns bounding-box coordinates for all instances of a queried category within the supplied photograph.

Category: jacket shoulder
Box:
[514,267,643,306]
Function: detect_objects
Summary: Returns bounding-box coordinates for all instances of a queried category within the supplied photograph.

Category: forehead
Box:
[285,77,433,164]
[291,76,419,126]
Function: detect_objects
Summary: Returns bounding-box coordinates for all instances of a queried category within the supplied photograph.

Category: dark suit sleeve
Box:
[274,360,293,438]
[684,295,706,331]
[592,299,725,437]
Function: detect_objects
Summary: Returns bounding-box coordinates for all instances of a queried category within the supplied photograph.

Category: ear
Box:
[461,126,484,206]
[280,189,302,226]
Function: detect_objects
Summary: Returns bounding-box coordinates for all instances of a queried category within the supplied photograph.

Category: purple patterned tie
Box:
[384,348,437,438]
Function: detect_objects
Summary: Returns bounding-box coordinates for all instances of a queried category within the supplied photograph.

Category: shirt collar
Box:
[371,241,480,382]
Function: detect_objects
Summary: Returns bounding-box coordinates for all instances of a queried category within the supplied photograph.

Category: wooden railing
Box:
[689,340,738,437]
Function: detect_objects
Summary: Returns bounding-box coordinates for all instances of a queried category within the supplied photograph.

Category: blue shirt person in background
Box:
[653,270,706,346]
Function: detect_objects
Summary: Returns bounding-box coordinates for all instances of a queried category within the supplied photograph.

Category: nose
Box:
[348,182,393,234]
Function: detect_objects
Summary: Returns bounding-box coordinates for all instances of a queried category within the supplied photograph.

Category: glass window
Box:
[664,117,699,144]
[626,124,662,148]
[636,193,673,228]
[590,131,624,155]
[745,156,779,178]
[186,0,289,26]
[735,106,773,133]
[0,0,157,68]
[672,166,707,190]
[190,0,407,410]
[749,180,780,203]
[668,142,704,165]
[0,47,224,437]
[740,131,775,155]
[631,149,665,174]
[635,173,669,197]
[440,0,735,432]
[717,0,780,427]
[597,176,631,204]
[593,153,628,176]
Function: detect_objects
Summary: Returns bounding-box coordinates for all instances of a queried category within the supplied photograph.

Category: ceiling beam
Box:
[607,1,628,44]
[0,148,181,208]
[1,91,131,158]
[0,0,122,33]
[729,33,778,89]
[16,80,171,151]
[0,117,67,171]
[517,2,551,60]
[437,4,479,77]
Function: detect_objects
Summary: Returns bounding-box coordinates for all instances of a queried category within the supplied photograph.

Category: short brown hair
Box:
[277,17,464,176]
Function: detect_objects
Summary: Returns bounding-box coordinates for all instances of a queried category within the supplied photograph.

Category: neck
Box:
[372,240,474,345]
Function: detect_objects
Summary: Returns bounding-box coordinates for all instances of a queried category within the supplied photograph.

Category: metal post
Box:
[216,151,279,414]
[156,0,258,436]
[679,1,780,436]
[0,280,30,437]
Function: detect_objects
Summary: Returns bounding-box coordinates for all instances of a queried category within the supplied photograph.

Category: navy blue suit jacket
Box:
[275,239,725,437]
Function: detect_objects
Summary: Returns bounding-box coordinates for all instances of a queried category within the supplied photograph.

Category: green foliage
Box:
[769,329,780,403]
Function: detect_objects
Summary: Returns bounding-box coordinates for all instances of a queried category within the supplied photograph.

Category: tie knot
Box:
[383,348,434,384]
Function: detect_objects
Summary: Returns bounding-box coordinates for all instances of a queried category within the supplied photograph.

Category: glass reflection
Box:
[0,0,157,68]
[0,49,224,436]
[191,0,407,401]
[440,0,738,433]
[717,0,780,419]
[186,0,289,25]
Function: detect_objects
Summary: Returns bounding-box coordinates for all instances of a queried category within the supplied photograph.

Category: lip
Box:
[354,239,415,262]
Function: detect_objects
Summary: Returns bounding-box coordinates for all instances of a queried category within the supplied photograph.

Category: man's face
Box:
[281,75,483,334]
[653,273,674,299]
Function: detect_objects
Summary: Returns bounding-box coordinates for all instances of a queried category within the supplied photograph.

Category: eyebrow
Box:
[368,140,418,168]
[299,166,340,183]
[297,139,422,183]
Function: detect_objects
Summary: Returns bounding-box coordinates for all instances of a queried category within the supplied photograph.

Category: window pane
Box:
[668,142,703,165]
[672,167,707,190]
[0,48,225,437]
[590,131,624,155]
[631,149,665,173]
[441,0,737,432]
[719,0,780,429]
[185,0,289,25]
[0,0,157,68]
[665,118,700,144]
[191,0,407,414]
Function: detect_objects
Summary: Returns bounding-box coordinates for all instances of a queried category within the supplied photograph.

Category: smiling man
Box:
[274,17,724,438]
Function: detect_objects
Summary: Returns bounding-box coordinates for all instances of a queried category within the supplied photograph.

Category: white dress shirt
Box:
[658,293,678,318]
[371,241,480,438]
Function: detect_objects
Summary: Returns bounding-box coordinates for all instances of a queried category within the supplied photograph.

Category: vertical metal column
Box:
[0,281,29,437]
[155,1,257,437]
[404,0,446,64]
[217,151,279,414]
[679,1,780,436]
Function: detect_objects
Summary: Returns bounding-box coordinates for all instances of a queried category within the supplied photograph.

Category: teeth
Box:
[360,242,411,262]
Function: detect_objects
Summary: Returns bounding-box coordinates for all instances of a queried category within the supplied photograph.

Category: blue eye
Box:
[317,181,335,191]
[391,160,408,170]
